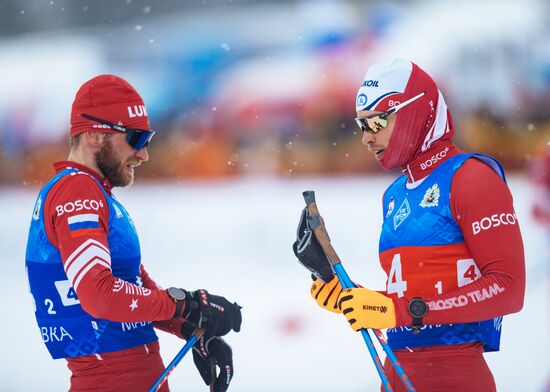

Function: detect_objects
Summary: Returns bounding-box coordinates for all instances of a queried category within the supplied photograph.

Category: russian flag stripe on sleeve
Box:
[68,213,99,230]
[67,213,99,224]
[68,214,100,236]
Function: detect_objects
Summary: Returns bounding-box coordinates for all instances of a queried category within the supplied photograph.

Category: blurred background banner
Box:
[1,0,550,183]
[1,1,549,391]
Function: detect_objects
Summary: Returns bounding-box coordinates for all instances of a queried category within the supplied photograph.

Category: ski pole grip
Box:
[303,191,321,229]
[303,190,321,217]
[301,190,341,266]
[302,190,316,206]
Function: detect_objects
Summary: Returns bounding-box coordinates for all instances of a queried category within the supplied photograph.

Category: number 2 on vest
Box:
[44,299,57,315]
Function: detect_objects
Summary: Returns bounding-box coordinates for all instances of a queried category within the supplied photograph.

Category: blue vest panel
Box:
[380,154,505,352]
[25,169,158,359]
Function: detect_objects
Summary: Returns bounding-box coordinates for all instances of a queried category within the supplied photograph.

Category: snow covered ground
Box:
[1,176,548,391]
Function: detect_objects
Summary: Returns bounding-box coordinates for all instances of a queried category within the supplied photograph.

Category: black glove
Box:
[185,289,242,337]
[193,336,234,392]
[292,207,334,283]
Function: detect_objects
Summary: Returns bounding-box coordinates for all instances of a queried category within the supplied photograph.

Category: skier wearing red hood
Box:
[310,59,526,391]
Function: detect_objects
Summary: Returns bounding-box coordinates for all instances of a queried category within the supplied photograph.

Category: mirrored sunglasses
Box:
[355,92,426,134]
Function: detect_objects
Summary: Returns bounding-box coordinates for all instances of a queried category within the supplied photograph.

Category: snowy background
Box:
[1,0,550,390]
[1,176,548,391]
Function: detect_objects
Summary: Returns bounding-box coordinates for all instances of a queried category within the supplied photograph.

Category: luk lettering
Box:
[472,212,518,235]
[127,105,148,118]
[55,199,104,216]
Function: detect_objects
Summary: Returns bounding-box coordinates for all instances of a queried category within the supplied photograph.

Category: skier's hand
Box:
[292,207,334,283]
[311,275,344,314]
[193,336,234,392]
[186,289,242,337]
[338,288,396,330]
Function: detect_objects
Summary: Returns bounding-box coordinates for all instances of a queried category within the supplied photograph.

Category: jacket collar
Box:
[401,142,462,184]
[53,161,113,194]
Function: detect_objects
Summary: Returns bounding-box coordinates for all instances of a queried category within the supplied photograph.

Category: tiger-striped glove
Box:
[310,275,343,314]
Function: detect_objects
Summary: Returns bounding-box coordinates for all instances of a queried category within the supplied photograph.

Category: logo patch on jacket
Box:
[420,184,440,208]
[113,204,123,218]
[386,197,395,218]
[393,198,410,230]
[33,196,42,220]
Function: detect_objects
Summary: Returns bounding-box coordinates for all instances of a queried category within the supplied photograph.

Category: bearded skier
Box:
[25,75,241,391]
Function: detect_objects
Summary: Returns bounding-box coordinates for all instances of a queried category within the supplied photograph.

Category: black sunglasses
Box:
[81,113,155,150]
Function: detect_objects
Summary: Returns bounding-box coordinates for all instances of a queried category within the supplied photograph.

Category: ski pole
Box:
[149,327,206,392]
[303,190,415,392]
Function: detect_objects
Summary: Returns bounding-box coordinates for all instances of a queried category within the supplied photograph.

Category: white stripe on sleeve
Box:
[67,213,100,225]
[64,239,111,290]
[73,257,111,291]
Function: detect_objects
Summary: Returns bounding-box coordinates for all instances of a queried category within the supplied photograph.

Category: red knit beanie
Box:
[70,74,151,138]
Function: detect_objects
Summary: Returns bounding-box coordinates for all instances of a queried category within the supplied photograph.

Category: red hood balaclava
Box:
[70,74,151,138]
[355,58,454,170]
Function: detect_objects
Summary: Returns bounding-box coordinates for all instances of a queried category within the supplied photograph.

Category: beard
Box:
[95,137,135,187]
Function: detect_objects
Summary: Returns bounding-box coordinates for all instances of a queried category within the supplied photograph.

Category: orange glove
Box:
[310,276,344,314]
[338,288,396,330]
